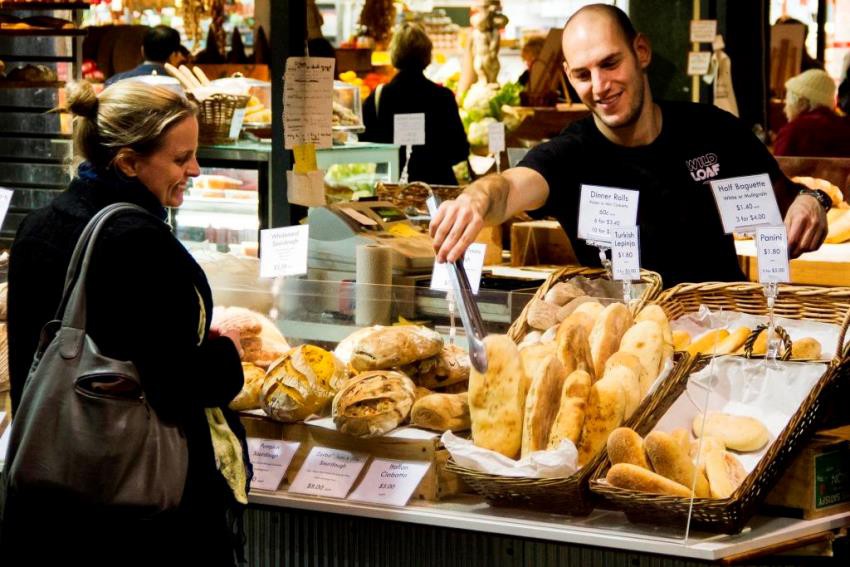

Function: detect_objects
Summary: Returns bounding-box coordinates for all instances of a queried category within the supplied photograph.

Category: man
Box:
[106,25,182,86]
[430,4,828,286]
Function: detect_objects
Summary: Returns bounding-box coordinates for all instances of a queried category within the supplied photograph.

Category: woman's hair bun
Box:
[66,80,99,119]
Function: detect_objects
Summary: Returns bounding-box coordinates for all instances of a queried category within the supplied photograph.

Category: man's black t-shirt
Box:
[518,101,798,287]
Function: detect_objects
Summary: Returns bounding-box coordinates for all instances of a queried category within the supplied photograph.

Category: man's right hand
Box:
[430,193,485,263]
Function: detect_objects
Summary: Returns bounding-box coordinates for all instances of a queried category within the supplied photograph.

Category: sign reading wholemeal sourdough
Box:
[709,174,783,233]
[288,447,368,498]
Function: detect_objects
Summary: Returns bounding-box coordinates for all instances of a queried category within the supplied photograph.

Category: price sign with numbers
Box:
[348,459,431,507]
[709,174,783,233]
[577,185,639,245]
[611,226,641,281]
[247,438,300,491]
[755,226,790,283]
[288,447,369,499]
[259,225,309,278]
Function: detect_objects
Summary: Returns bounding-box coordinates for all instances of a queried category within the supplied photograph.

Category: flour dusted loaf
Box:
[349,325,443,371]
[332,370,417,437]
[469,335,528,458]
[411,392,470,432]
[262,345,346,422]
[521,355,566,457]
[229,362,267,411]
[588,303,633,378]
[544,281,586,306]
[606,427,651,469]
[617,320,665,395]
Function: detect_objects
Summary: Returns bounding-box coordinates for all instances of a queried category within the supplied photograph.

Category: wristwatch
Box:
[799,187,832,212]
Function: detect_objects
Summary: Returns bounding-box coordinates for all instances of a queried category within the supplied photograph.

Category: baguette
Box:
[712,326,750,355]
[686,329,730,356]
[606,463,692,497]
[672,330,691,350]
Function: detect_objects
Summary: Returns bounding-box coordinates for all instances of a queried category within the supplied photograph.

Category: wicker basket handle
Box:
[742,324,792,360]
[836,306,850,360]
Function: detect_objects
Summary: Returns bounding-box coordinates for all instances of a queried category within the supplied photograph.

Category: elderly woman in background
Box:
[774,69,850,157]
[2,80,249,565]
[361,23,469,185]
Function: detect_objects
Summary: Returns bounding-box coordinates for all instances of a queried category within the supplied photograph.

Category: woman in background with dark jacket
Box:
[361,23,469,185]
[2,80,249,566]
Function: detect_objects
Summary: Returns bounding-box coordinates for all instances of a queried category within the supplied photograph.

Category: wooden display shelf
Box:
[0,2,91,9]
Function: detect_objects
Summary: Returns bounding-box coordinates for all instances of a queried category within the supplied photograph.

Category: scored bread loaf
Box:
[410,392,470,432]
[521,355,567,457]
[606,463,692,497]
[401,344,470,390]
[645,431,710,497]
[618,320,665,394]
[693,412,769,452]
[262,345,346,422]
[547,370,592,449]
[607,427,651,469]
[332,370,417,437]
[469,335,528,458]
[229,362,267,411]
[577,374,626,466]
[588,303,633,378]
[555,315,595,379]
[350,326,443,371]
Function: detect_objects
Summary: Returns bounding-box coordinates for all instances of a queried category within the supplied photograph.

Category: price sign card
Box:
[577,185,639,245]
[288,447,369,499]
[755,226,790,283]
[247,438,300,491]
[690,19,718,43]
[709,174,783,233]
[394,113,426,146]
[687,51,712,76]
[487,121,506,154]
[284,57,335,149]
[0,188,13,229]
[348,459,431,507]
[259,225,309,278]
[431,242,486,294]
[612,226,641,281]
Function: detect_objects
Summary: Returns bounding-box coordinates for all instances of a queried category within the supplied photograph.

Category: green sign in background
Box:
[815,447,850,509]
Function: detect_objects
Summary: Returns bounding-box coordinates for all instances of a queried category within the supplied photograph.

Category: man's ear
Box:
[113,149,139,178]
[562,61,570,79]
[634,33,652,69]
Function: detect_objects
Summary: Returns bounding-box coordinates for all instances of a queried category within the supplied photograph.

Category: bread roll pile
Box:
[605,412,768,498]
[470,302,673,464]
[678,327,822,360]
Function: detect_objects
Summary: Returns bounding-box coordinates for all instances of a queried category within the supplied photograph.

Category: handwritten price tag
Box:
[577,185,639,245]
[247,438,300,491]
[687,51,712,76]
[284,57,335,149]
[259,225,309,278]
[690,19,718,43]
[348,459,431,507]
[709,174,783,233]
[288,447,369,499]
[611,226,641,281]
[394,113,426,146]
[487,121,506,154]
[755,226,790,283]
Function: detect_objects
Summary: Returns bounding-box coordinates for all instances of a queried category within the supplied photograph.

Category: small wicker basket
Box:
[190,92,251,145]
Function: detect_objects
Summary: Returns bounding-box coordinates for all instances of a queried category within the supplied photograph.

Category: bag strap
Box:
[55,203,154,359]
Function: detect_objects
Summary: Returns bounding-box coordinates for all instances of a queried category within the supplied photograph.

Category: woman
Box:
[2,80,249,565]
[361,23,469,185]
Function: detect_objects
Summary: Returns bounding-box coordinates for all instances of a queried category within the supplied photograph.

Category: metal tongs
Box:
[422,184,489,373]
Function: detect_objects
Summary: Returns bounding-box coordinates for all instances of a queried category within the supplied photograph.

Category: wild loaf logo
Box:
[686,153,720,181]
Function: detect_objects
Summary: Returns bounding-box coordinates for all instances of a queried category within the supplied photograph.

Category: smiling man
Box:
[430,4,828,286]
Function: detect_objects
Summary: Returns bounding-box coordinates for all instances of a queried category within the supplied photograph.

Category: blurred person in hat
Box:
[774,69,850,157]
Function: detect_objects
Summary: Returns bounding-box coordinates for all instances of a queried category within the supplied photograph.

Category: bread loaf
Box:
[693,412,769,452]
[574,301,605,328]
[601,364,641,420]
[522,355,567,457]
[544,282,585,306]
[606,463,692,497]
[705,450,747,498]
[645,431,710,497]
[588,303,633,378]
[826,208,850,243]
[607,427,651,469]
[791,337,822,360]
[332,370,417,437]
[577,375,626,466]
[690,435,726,466]
[670,428,691,455]
[635,304,673,358]
[687,329,730,356]
[350,326,443,371]
[411,393,470,432]
[520,342,557,387]
[469,335,528,458]
[712,326,750,355]
[262,345,346,422]
[527,299,560,331]
[672,330,691,351]
[604,352,648,396]
[618,320,665,393]
[557,296,600,322]
[547,370,592,449]
[402,344,470,390]
[213,306,290,368]
[555,316,595,379]
[229,362,267,411]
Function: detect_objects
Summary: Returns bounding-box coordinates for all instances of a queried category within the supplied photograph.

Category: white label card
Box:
[394,113,426,146]
[709,174,783,233]
[229,108,247,139]
[755,226,790,283]
[348,459,431,507]
[612,226,641,281]
[284,57,335,149]
[487,121,506,153]
[577,185,639,245]
[687,51,712,75]
[259,225,309,278]
[288,447,369,499]
[690,19,718,43]
[431,242,486,294]
[247,438,300,491]
[0,188,13,229]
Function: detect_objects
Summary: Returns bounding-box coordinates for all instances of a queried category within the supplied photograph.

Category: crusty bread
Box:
[555,316,595,379]
[635,304,673,358]
[547,370,592,449]
[601,364,641,420]
[588,303,633,379]
[712,326,750,355]
[468,335,528,458]
[229,362,267,411]
[411,392,470,432]
[618,320,665,394]
[693,412,769,452]
[577,375,626,466]
[544,281,585,306]
[262,345,346,422]
[350,326,443,371]
[705,450,748,498]
[527,299,560,331]
[791,337,822,360]
[687,329,730,357]
[645,431,710,497]
[606,463,692,497]
[607,427,651,469]
[521,355,567,457]
[332,370,417,437]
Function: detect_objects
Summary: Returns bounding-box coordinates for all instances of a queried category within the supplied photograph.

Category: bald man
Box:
[430,4,828,286]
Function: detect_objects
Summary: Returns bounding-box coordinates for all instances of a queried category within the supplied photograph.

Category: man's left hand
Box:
[785,194,828,258]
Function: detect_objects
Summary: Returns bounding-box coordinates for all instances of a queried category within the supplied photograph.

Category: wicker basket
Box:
[445,351,693,515]
[589,282,850,533]
[190,92,251,145]
[507,266,663,343]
